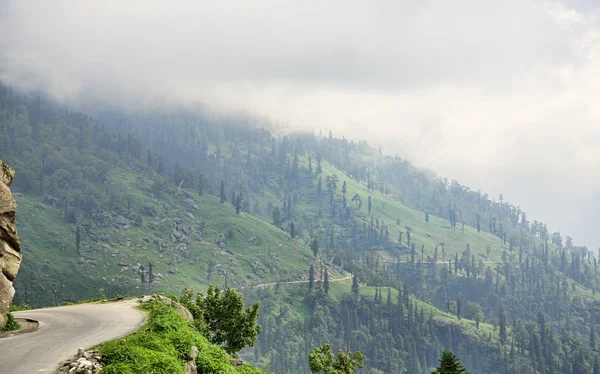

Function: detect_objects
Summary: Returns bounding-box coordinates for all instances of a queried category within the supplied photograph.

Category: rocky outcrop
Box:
[0,160,21,328]
[55,348,102,374]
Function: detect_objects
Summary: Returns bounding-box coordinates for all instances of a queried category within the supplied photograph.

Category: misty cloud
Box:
[1,0,599,248]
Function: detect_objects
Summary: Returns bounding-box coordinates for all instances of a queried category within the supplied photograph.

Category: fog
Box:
[1,0,599,249]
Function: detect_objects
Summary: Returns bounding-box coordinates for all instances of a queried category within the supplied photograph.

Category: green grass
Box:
[320,278,499,344]
[0,313,20,332]
[14,164,321,307]
[98,300,262,374]
[317,160,508,262]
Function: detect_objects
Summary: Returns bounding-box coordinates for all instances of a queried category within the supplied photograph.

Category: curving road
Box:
[0,299,146,374]
[252,274,352,289]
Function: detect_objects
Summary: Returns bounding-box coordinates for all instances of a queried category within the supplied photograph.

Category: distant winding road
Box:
[253,274,353,288]
[0,300,145,374]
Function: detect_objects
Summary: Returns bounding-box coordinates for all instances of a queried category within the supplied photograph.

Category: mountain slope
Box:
[2,86,600,373]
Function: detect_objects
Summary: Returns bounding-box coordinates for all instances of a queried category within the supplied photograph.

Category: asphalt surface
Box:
[0,300,146,374]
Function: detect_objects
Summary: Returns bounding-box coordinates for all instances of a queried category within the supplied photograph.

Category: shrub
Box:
[98,299,261,374]
[1,313,19,332]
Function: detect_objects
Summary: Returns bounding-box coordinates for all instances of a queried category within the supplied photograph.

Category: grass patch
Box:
[1,313,20,332]
[98,300,262,374]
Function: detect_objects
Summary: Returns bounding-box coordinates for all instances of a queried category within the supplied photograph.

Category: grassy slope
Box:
[328,279,499,343]
[13,161,330,307]
[99,300,262,374]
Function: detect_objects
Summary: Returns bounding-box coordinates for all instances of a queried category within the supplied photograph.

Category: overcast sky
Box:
[1,0,599,250]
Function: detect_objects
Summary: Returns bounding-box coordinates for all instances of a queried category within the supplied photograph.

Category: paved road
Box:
[0,300,145,374]
[253,274,352,288]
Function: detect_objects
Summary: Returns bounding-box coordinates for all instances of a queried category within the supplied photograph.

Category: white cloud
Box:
[1,0,599,248]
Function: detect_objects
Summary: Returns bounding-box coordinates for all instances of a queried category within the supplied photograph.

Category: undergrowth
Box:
[98,300,263,374]
[1,313,19,332]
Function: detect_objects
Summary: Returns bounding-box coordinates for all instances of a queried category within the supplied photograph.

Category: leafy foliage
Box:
[0,313,19,332]
[180,286,261,356]
[308,344,364,374]
[98,300,262,374]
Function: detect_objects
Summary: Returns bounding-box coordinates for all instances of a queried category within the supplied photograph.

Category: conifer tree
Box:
[311,238,319,257]
[308,265,315,290]
[352,275,360,296]
[219,179,226,203]
[235,193,242,214]
[148,262,154,284]
[324,268,330,295]
[75,226,81,255]
[139,265,145,285]
[432,350,470,374]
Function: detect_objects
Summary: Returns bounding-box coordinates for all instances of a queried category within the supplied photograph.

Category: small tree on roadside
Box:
[197,285,261,356]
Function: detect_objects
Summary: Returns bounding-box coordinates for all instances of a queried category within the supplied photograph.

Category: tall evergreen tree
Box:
[432,351,470,374]
[324,269,330,295]
[499,309,508,346]
[311,238,319,257]
[219,179,226,203]
[308,265,315,290]
[75,226,81,255]
[235,193,242,214]
[139,265,145,285]
[148,262,154,284]
[352,275,360,296]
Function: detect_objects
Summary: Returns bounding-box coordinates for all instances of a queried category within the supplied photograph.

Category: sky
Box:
[1,0,599,250]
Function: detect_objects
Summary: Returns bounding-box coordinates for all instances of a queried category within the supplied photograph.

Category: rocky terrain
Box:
[0,160,21,328]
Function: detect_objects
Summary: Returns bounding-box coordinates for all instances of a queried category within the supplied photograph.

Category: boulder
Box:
[185,360,198,374]
[189,345,199,360]
[0,160,21,328]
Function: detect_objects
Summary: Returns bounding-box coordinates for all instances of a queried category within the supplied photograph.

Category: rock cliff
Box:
[0,160,21,328]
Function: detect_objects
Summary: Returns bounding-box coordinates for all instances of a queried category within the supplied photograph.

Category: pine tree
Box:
[148,262,154,284]
[308,265,315,290]
[352,275,360,296]
[75,226,81,255]
[235,193,242,214]
[198,171,204,196]
[272,207,282,227]
[432,350,470,374]
[311,238,319,257]
[499,309,508,346]
[324,269,330,295]
[290,221,296,238]
[219,179,226,203]
[139,265,146,285]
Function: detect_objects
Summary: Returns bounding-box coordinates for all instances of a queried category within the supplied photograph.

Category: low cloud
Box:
[1,0,599,248]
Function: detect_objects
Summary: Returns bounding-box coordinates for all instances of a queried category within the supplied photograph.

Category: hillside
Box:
[2,86,600,373]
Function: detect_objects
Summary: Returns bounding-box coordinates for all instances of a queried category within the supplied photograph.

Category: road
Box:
[253,274,353,288]
[0,300,146,374]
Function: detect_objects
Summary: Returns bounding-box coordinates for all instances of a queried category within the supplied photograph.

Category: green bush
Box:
[98,300,261,374]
